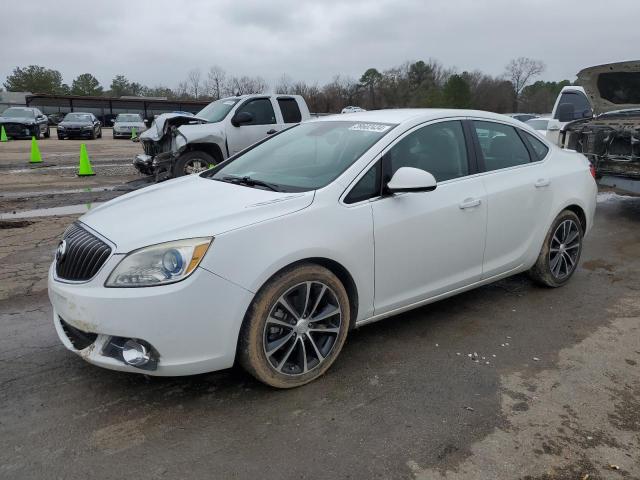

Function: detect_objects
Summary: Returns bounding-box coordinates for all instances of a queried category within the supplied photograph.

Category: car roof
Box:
[315,108,527,126]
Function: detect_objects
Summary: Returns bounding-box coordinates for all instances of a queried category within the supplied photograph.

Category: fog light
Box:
[122,339,151,366]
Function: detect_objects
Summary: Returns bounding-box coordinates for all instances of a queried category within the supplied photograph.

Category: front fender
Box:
[174,124,226,155]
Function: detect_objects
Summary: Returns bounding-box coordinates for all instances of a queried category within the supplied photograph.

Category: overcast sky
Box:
[3,0,639,90]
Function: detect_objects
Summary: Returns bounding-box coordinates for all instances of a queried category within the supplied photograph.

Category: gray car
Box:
[112,113,147,139]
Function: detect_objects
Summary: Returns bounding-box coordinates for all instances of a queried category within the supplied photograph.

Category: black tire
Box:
[44,126,50,138]
[173,150,217,177]
[57,135,64,140]
[529,210,583,288]
[238,264,350,388]
[90,128,97,140]
[97,127,102,139]
[32,127,40,140]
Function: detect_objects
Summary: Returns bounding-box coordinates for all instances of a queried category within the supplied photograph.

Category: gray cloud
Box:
[2,0,639,90]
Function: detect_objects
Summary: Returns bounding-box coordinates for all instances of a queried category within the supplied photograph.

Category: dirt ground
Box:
[1,135,639,479]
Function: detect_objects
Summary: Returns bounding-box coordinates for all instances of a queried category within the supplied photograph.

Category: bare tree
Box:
[186,68,202,99]
[205,66,227,100]
[504,57,545,111]
[228,75,268,95]
[275,74,294,94]
[175,81,189,99]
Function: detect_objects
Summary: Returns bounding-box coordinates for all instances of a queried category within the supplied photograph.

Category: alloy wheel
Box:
[184,159,210,174]
[263,281,342,376]
[549,219,580,280]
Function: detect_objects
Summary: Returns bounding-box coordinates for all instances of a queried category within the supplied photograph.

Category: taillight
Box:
[589,164,596,178]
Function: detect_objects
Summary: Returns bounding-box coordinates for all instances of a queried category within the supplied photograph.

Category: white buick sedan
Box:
[48,109,597,388]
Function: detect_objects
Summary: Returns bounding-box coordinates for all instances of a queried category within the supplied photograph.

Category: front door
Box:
[371,120,487,315]
[226,98,278,155]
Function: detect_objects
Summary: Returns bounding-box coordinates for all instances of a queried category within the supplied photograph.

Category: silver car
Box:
[112,113,147,139]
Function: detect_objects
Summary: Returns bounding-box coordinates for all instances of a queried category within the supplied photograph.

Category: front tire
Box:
[239,264,350,388]
[529,210,583,288]
[173,150,216,177]
[44,126,50,138]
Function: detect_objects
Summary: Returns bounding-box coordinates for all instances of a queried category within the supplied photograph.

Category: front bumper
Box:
[58,129,93,138]
[48,256,254,376]
[1,123,38,138]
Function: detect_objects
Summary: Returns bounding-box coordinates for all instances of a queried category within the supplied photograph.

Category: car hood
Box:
[0,116,34,124]
[140,113,208,142]
[577,60,640,114]
[58,122,91,127]
[79,175,314,253]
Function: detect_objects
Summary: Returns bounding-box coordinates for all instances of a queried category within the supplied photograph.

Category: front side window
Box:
[474,121,531,171]
[236,98,276,125]
[554,92,591,120]
[206,121,394,192]
[386,121,469,182]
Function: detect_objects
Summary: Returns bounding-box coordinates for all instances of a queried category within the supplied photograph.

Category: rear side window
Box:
[522,131,549,161]
[474,121,531,171]
[278,98,302,123]
[237,98,276,125]
[554,92,591,120]
[345,160,381,204]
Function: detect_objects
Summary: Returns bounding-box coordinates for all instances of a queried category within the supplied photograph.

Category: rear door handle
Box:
[266,129,277,135]
[459,198,481,209]
[534,178,551,188]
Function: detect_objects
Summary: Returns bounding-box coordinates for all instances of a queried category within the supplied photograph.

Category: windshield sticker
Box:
[349,123,391,133]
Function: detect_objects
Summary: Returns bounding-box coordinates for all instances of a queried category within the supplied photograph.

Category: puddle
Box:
[0,203,103,220]
[1,186,118,199]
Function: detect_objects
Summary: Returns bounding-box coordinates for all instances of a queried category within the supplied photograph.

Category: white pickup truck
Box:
[135,94,311,179]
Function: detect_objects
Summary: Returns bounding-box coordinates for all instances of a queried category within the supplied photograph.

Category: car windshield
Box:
[64,113,92,122]
[2,108,34,118]
[197,98,240,122]
[205,121,396,192]
[526,119,549,130]
[116,114,142,122]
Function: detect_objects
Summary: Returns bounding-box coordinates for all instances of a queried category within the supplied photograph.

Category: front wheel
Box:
[173,150,216,177]
[529,210,583,287]
[44,126,50,138]
[97,127,102,138]
[238,264,350,388]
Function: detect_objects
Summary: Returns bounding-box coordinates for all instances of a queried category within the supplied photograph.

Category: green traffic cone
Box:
[131,127,137,140]
[77,143,95,176]
[30,136,42,163]
[0,126,8,142]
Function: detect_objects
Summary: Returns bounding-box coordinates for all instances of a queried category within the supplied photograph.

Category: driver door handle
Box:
[266,129,277,135]
[459,198,481,209]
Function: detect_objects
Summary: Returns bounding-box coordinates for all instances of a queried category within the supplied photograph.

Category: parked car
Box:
[554,60,640,194]
[47,112,66,126]
[112,113,147,139]
[545,86,592,145]
[135,94,311,179]
[56,113,102,140]
[525,117,550,135]
[341,106,366,114]
[0,107,50,139]
[505,113,539,123]
[49,109,596,388]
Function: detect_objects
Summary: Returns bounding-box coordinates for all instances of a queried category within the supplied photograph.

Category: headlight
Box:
[82,125,92,130]
[57,125,65,130]
[105,237,212,287]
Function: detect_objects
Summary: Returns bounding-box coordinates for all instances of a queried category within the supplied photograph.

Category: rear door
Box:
[226,97,279,155]
[471,120,553,278]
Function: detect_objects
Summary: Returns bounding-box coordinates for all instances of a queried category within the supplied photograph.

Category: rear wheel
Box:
[173,150,217,177]
[529,210,583,287]
[239,264,350,388]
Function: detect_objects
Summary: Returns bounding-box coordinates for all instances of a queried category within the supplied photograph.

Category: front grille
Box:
[142,140,161,156]
[55,223,112,281]
[1,122,30,136]
[59,317,97,350]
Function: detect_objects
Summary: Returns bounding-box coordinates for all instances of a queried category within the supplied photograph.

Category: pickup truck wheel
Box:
[529,210,583,288]
[174,151,216,177]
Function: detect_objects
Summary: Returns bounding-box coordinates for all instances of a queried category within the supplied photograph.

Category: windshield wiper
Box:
[219,175,281,192]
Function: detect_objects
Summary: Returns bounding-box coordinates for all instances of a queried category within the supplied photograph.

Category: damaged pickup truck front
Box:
[134,94,310,180]
[559,61,640,193]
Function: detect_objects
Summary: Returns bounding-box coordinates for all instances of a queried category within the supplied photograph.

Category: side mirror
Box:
[387,167,437,193]
[582,108,593,118]
[231,111,253,127]
[144,119,149,125]
[557,103,575,123]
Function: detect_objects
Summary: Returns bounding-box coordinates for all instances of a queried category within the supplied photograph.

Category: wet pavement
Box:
[1,134,639,479]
